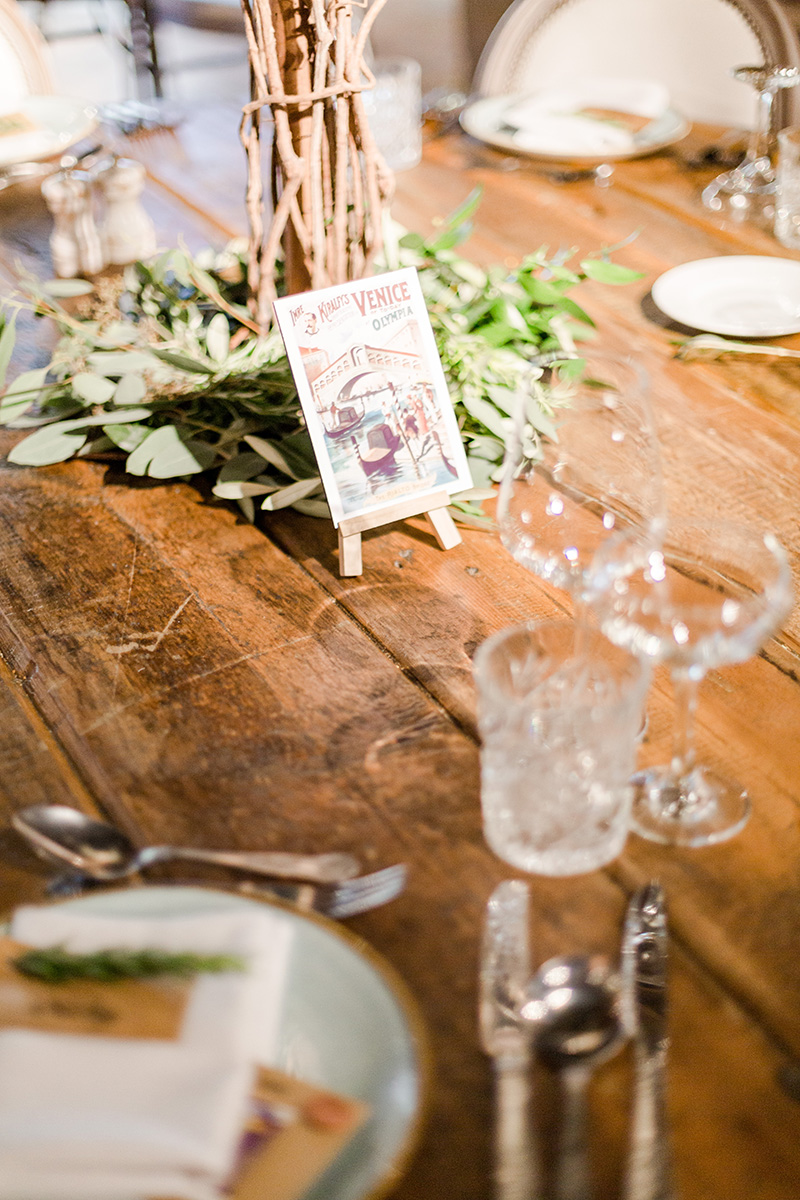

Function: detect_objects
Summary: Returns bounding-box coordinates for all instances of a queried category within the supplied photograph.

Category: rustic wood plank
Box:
[0,446,478,871]
[0,651,108,911]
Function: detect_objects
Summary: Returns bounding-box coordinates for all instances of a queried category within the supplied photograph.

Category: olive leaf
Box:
[8,424,88,465]
[0,366,50,423]
[79,435,117,456]
[212,478,280,500]
[71,372,117,405]
[459,393,511,440]
[579,259,644,285]
[149,348,216,375]
[0,312,16,391]
[217,451,269,482]
[244,434,303,480]
[206,312,231,363]
[292,496,331,518]
[113,373,148,407]
[126,425,217,477]
[104,422,150,452]
[41,279,95,298]
[261,476,322,510]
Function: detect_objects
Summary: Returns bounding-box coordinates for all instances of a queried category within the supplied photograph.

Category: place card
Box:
[0,936,190,1039]
[273,267,472,573]
[217,1066,369,1200]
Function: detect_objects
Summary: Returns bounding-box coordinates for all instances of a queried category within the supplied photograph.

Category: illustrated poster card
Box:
[273,267,472,527]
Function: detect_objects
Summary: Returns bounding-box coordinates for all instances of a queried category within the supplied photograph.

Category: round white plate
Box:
[0,95,97,168]
[26,885,428,1200]
[459,94,690,165]
[651,256,800,337]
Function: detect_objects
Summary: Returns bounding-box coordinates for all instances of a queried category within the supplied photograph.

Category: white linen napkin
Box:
[0,902,294,1200]
[504,78,670,156]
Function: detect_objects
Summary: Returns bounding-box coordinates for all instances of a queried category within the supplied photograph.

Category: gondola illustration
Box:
[323,399,364,439]
[350,423,403,476]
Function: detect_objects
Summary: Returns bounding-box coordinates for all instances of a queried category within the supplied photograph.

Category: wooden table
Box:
[1,109,800,1200]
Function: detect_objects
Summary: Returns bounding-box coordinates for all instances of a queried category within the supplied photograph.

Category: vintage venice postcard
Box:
[273,267,472,527]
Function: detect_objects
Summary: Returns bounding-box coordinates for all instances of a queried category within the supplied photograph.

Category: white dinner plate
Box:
[0,95,97,168]
[651,256,800,337]
[459,94,690,165]
[13,885,428,1200]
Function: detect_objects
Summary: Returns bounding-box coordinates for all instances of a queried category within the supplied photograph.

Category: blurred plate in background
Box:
[0,95,97,168]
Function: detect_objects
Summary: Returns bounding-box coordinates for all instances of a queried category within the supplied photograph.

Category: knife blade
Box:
[480,880,540,1200]
[622,881,677,1200]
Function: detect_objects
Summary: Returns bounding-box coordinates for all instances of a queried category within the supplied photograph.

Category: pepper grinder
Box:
[97,156,157,266]
[41,169,104,279]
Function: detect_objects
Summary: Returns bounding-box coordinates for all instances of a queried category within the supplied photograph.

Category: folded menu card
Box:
[221,1066,367,1200]
[0,902,302,1200]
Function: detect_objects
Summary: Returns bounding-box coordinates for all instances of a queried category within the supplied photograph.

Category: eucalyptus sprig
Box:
[0,192,643,526]
[12,945,245,983]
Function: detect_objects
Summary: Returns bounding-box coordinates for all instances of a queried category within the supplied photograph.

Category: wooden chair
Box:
[473,0,800,126]
[125,0,244,98]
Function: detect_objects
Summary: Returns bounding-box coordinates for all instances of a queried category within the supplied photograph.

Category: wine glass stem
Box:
[669,666,701,780]
[748,86,774,166]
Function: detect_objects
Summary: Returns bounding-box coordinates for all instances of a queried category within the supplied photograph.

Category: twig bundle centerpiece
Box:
[241,0,394,325]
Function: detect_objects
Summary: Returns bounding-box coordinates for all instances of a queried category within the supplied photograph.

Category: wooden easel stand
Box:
[337,488,461,576]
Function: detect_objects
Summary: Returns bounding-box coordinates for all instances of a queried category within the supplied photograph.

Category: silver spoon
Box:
[521,955,628,1200]
[12,804,360,885]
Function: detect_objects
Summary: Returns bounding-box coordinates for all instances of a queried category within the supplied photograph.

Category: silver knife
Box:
[480,880,540,1200]
[622,881,677,1200]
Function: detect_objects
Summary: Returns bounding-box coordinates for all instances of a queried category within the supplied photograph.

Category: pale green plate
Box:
[44,885,429,1200]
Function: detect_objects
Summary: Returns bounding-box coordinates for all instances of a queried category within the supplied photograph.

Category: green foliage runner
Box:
[0,190,641,528]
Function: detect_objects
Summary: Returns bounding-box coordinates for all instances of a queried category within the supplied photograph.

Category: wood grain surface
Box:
[0,111,798,1199]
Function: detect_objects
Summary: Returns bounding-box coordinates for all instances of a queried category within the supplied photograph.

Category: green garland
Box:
[0,190,641,528]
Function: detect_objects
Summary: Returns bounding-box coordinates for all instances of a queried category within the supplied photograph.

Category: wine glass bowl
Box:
[497,350,665,610]
[588,517,794,845]
[701,63,800,222]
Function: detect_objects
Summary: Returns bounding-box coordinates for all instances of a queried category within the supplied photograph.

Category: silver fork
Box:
[240,864,408,918]
[45,864,407,918]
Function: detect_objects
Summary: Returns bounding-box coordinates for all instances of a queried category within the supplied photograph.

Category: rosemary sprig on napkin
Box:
[12,945,245,983]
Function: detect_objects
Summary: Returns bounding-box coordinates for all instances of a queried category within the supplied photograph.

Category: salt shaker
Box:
[97,156,157,266]
[41,170,104,279]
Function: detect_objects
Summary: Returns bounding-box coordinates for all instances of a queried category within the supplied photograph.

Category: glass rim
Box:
[473,617,649,709]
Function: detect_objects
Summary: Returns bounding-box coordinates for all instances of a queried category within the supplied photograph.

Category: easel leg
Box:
[338,528,363,576]
[426,505,462,550]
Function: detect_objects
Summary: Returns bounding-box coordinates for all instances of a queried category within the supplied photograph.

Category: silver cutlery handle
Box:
[145,846,360,884]
[624,1045,676,1200]
[494,1051,539,1200]
[556,1066,592,1200]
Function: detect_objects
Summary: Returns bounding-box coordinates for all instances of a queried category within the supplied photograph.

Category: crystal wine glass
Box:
[587,516,794,846]
[496,349,666,624]
[702,64,800,221]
